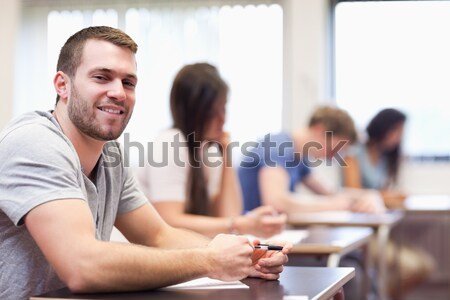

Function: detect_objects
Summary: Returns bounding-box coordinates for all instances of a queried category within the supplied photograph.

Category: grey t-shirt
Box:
[0,111,148,299]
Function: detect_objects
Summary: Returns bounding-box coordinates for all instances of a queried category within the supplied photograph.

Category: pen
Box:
[255,244,283,251]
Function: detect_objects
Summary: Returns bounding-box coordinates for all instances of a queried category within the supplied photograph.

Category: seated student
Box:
[0,27,290,300]
[137,63,286,238]
[342,108,434,298]
[238,106,386,214]
[342,108,407,207]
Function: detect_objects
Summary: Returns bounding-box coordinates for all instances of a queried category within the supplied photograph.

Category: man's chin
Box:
[90,128,124,141]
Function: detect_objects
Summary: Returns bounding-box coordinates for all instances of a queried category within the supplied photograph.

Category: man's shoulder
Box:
[1,111,63,143]
[0,111,76,159]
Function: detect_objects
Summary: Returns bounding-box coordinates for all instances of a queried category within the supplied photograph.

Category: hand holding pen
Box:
[250,239,292,280]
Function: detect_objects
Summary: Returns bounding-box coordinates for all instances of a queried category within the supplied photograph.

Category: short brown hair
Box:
[308,106,357,143]
[55,26,138,103]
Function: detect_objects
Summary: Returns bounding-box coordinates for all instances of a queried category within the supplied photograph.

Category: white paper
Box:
[162,277,249,290]
[247,229,309,244]
[283,295,309,300]
[303,211,354,221]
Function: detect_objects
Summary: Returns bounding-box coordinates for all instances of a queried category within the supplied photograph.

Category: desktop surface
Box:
[31,266,354,300]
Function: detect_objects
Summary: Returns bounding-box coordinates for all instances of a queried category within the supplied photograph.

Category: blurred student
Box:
[137,63,286,238]
[342,108,407,207]
[0,27,290,300]
[342,108,434,298]
[238,106,386,215]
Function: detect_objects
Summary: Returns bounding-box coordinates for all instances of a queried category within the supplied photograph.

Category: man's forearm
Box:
[155,212,235,238]
[288,193,349,212]
[66,240,212,293]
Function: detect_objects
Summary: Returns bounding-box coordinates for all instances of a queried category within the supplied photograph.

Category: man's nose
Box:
[107,79,126,101]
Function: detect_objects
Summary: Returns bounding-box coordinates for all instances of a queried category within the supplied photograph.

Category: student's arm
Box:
[153,201,284,238]
[301,173,334,195]
[210,132,243,217]
[259,167,351,213]
[150,132,284,238]
[212,162,286,237]
[342,155,363,188]
[24,199,256,293]
[114,202,209,248]
[302,174,386,213]
[380,190,407,208]
[154,201,238,237]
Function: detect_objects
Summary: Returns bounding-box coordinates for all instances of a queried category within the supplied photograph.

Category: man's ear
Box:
[54,71,70,102]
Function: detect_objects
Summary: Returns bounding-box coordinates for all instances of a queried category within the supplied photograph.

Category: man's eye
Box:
[94,75,107,80]
[124,81,136,88]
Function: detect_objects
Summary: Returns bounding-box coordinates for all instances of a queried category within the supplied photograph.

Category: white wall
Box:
[283,0,331,131]
[0,0,21,130]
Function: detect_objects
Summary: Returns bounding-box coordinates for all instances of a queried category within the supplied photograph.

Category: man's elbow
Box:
[66,274,92,293]
[61,258,100,293]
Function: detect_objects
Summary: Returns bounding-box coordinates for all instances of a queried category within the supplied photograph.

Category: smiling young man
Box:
[0,26,290,300]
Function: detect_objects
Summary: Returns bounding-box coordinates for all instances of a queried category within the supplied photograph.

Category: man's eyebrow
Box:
[91,68,137,81]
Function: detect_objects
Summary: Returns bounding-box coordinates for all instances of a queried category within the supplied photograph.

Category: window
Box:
[16,2,283,166]
[124,5,283,151]
[334,1,450,157]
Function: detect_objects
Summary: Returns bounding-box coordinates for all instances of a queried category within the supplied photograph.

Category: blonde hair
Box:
[308,106,357,143]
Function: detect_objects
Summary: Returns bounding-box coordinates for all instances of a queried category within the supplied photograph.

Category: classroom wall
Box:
[0,0,21,130]
[283,0,331,131]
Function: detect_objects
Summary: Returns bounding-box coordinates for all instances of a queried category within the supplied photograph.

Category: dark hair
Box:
[170,63,228,215]
[308,106,358,144]
[55,26,138,104]
[366,108,407,185]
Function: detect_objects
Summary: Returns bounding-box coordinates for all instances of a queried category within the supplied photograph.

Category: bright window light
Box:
[335,1,450,157]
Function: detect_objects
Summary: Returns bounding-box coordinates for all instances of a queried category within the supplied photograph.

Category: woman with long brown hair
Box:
[138,63,285,238]
[343,108,435,298]
[343,108,407,206]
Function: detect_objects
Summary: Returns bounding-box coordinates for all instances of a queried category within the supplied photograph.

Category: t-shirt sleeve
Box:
[0,123,86,226]
[261,133,297,169]
[299,159,312,178]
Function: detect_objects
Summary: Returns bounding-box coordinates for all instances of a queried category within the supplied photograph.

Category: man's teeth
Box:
[101,108,121,114]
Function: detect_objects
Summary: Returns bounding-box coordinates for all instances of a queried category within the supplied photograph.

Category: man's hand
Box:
[205,234,254,281]
[351,190,386,214]
[249,240,292,280]
[235,206,287,238]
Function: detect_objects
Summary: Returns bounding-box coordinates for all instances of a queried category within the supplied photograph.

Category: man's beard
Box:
[67,85,131,141]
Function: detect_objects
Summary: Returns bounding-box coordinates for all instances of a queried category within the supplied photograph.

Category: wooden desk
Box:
[288,211,404,300]
[291,226,373,268]
[394,195,450,287]
[31,267,355,300]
